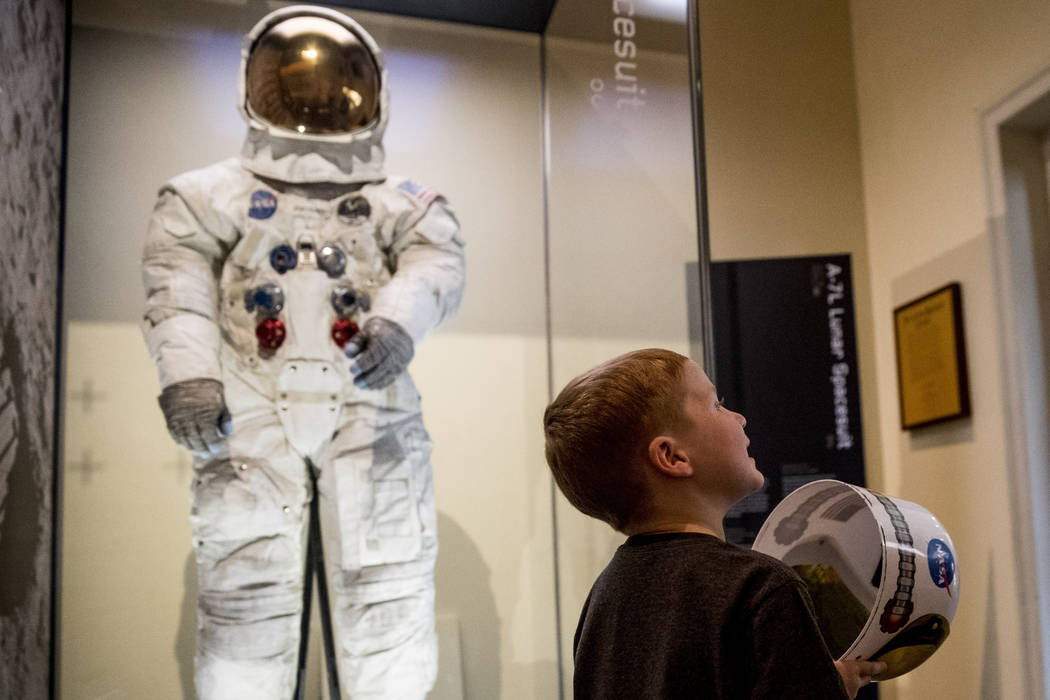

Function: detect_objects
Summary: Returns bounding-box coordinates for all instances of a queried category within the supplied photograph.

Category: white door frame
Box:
[981,66,1050,700]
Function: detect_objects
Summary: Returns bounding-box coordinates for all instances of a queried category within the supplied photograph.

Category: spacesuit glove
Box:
[344,317,414,390]
[157,378,232,455]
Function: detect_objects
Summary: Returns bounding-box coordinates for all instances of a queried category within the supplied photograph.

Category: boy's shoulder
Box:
[577,533,848,700]
[610,532,803,596]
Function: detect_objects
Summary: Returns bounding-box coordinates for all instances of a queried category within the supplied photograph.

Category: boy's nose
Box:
[734,410,746,427]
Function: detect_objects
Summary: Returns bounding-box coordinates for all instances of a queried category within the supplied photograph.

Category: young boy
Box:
[543,348,885,699]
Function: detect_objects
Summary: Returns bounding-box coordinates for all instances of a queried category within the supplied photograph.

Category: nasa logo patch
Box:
[249,190,278,220]
[927,538,956,595]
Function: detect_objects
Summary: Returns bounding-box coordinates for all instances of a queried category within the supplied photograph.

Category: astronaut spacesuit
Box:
[141,6,464,699]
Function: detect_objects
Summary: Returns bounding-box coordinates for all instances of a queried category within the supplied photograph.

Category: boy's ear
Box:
[647,435,694,478]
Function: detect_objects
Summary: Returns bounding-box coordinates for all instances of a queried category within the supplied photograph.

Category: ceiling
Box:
[323,0,560,33]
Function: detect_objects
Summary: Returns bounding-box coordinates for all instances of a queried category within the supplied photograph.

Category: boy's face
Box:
[672,360,764,504]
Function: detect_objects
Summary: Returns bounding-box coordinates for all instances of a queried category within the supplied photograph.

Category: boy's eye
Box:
[715,396,726,410]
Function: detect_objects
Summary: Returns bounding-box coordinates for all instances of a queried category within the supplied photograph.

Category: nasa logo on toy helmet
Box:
[752,479,959,680]
[927,539,956,594]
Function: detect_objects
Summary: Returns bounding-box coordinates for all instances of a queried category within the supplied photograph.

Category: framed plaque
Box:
[893,283,971,429]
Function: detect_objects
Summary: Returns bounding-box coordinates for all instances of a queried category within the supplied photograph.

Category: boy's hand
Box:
[834,659,887,699]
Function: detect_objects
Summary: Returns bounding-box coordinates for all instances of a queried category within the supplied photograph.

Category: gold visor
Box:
[245,16,380,135]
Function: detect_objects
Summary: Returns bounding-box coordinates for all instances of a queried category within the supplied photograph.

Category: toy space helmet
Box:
[239,5,387,141]
[753,480,959,680]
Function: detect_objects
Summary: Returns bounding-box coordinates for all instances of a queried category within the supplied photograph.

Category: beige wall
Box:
[698,0,1050,697]
[851,0,1050,698]
[698,0,882,489]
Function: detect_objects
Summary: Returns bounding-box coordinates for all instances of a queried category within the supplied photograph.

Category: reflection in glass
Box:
[245,15,381,134]
[542,0,709,695]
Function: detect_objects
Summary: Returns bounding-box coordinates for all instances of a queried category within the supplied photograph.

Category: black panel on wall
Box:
[0,0,66,697]
[711,255,866,545]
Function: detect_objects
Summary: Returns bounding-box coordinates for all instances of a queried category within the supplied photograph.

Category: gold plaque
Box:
[893,283,970,429]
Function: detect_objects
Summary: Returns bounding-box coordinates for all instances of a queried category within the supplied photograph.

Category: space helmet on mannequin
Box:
[237,5,390,184]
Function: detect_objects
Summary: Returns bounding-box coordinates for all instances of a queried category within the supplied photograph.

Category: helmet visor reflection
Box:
[246,16,380,135]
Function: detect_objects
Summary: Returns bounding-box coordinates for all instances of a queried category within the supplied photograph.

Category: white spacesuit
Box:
[141,6,464,699]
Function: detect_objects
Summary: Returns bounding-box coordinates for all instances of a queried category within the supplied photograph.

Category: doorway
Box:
[982,70,1050,700]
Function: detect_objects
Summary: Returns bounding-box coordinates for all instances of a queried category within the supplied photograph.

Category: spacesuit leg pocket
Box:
[321,414,438,698]
[338,417,432,569]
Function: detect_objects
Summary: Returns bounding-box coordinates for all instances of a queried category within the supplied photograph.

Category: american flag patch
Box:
[397,179,440,205]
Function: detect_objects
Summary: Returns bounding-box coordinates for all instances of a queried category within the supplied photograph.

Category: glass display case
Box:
[59,1,707,697]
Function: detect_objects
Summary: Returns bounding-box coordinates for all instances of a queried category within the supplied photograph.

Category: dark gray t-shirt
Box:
[573,532,850,699]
